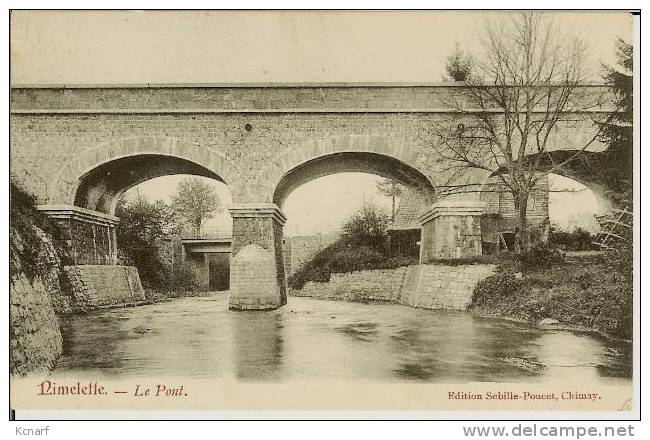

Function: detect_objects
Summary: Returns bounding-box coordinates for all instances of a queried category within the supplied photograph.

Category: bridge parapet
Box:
[10,82,614,114]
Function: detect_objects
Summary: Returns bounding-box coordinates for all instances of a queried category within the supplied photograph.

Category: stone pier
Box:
[228,203,287,310]
[418,200,485,262]
[36,205,119,265]
[35,205,145,310]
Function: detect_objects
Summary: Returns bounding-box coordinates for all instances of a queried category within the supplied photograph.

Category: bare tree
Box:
[171,177,221,237]
[422,12,611,252]
[376,178,403,221]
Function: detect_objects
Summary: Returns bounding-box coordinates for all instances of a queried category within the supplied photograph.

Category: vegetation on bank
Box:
[115,196,204,294]
[115,176,227,295]
[288,202,418,290]
[10,179,68,281]
[143,284,218,303]
[548,226,598,252]
[468,38,634,341]
[10,177,205,298]
[469,244,633,340]
[288,241,418,290]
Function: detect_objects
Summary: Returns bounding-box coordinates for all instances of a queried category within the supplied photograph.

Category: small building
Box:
[387,188,426,258]
[479,175,550,253]
[389,178,551,257]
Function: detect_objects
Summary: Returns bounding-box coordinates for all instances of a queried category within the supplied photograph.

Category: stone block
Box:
[229,244,284,310]
[62,265,144,310]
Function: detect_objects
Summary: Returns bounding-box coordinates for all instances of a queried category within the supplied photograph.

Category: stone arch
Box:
[488,150,617,214]
[541,170,614,215]
[51,137,241,215]
[268,134,437,207]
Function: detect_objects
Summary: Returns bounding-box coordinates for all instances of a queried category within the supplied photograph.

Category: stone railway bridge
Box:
[10,82,611,310]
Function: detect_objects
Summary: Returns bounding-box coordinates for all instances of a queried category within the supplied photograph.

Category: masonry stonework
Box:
[230,244,284,310]
[10,228,64,375]
[10,274,63,375]
[290,264,495,311]
[62,265,145,310]
[36,206,119,266]
[10,84,608,310]
[399,264,496,310]
[480,175,551,251]
[419,201,484,262]
[229,204,287,309]
[10,84,606,209]
[285,233,340,275]
[291,267,408,302]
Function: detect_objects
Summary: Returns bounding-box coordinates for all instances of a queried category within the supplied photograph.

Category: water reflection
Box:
[57,313,129,372]
[53,295,632,384]
[232,312,284,381]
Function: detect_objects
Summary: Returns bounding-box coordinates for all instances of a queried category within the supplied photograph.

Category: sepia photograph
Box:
[7,8,639,422]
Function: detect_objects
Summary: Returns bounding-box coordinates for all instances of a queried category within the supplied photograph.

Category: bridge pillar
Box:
[228,203,287,310]
[418,201,485,262]
[35,205,119,265]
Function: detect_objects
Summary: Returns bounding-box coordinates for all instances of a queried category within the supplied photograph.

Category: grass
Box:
[468,254,633,340]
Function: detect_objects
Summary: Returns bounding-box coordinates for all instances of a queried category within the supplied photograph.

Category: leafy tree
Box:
[115,196,180,288]
[341,202,391,251]
[375,178,403,221]
[446,42,473,81]
[171,177,221,236]
[597,38,633,203]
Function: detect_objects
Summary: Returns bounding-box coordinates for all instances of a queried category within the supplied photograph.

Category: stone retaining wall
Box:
[62,265,145,310]
[399,264,496,310]
[10,228,63,376]
[292,267,408,302]
[285,233,340,275]
[10,273,64,376]
[290,264,496,310]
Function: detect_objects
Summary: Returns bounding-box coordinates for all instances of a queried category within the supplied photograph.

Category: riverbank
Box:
[143,289,225,303]
[290,264,497,311]
[471,311,631,344]
[467,254,633,341]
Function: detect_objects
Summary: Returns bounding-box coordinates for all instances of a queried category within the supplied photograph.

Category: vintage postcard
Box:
[8,9,639,420]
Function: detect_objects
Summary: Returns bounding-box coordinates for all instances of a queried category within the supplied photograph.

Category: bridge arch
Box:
[52,137,241,215]
[269,135,437,207]
[495,149,617,214]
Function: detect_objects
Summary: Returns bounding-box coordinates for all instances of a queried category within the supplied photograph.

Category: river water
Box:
[53,294,632,384]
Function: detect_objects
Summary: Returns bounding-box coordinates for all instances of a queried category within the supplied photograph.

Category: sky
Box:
[13,11,629,234]
[11,11,633,84]
[123,173,395,236]
[125,173,600,236]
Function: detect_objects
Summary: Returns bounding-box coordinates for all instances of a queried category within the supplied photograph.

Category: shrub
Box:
[519,244,565,271]
[288,239,418,290]
[548,226,598,251]
[164,261,201,293]
[469,262,633,340]
[341,202,391,252]
[471,273,526,309]
[115,197,181,289]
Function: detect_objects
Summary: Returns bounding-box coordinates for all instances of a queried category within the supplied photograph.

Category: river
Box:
[53,294,632,383]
